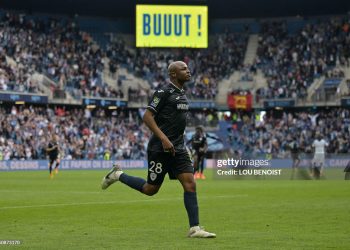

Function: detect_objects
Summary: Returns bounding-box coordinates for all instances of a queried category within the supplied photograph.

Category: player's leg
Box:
[291,158,296,180]
[314,166,321,179]
[175,150,215,238]
[345,172,350,180]
[310,157,316,177]
[193,154,199,179]
[344,163,350,180]
[101,163,155,194]
[177,172,198,226]
[199,154,206,179]
[177,172,216,238]
[54,158,60,174]
[101,151,167,196]
[48,159,54,178]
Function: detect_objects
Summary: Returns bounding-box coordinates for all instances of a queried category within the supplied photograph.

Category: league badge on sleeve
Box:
[150,97,160,108]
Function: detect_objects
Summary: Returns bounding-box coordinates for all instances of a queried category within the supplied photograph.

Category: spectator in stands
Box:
[226,108,350,158]
[255,18,350,100]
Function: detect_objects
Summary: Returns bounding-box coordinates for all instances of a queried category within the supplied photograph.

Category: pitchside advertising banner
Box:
[0,160,147,171]
[136,5,208,48]
[0,156,349,173]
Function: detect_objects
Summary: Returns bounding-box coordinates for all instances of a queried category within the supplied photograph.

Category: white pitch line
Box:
[0,194,247,210]
[0,190,103,195]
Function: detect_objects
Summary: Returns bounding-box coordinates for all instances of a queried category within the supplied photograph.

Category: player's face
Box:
[175,63,191,82]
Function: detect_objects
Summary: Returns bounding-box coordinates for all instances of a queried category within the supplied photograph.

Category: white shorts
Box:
[313,153,325,167]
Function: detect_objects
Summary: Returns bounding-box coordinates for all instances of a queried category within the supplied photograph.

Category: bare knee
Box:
[183,180,196,192]
[142,184,160,196]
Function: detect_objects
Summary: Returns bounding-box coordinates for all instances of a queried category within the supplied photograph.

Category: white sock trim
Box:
[115,171,123,180]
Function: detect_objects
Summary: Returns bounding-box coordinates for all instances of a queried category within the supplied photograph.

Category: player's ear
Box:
[169,70,176,78]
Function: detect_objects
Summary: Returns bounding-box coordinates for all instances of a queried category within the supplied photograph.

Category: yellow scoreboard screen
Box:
[136,5,208,48]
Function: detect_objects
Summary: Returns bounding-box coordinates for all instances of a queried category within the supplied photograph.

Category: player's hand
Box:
[161,136,175,156]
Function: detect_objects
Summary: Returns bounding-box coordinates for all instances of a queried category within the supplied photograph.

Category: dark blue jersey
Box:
[48,141,59,158]
[147,83,189,152]
[191,134,207,152]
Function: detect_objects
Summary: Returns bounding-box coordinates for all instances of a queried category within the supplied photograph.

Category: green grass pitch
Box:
[0,169,349,249]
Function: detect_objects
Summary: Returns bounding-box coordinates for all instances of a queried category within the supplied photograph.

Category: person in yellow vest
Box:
[104,150,111,160]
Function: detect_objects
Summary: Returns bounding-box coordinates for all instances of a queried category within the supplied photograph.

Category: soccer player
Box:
[287,136,301,179]
[311,134,328,179]
[287,136,310,180]
[101,61,216,238]
[190,126,208,179]
[344,161,350,180]
[46,134,60,178]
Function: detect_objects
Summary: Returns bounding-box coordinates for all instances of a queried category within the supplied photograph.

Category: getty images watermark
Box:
[215,158,282,178]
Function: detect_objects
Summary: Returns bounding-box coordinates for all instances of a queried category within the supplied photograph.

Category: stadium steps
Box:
[340,66,350,95]
[302,65,350,106]
[31,73,79,104]
[307,76,325,102]
[243,34,259,65]
[216,69,268,108]
[5,56,77,104]
[216,72,240,106]
[327,66,350,99]
[102,66,150,105]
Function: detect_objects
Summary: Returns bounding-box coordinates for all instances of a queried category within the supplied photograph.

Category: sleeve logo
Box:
[150,97,160,107]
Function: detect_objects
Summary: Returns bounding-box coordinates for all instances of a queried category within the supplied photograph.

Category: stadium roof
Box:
[2,0,350,19]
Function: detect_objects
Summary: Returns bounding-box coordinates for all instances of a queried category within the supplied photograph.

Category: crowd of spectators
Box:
[0,12,124,99]
[0,106,150,160]
[1,12,248,101]
[3,11,350,103]
[0,35,38,93]
[109,32,248,99]
[1,104,350,160]
[0,105,220,161]
[226,108,350,158]
[254,18,350,100]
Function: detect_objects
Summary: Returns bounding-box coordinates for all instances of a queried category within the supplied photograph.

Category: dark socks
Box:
[200,160,204,173]
[184,192,199,227]
[119,173,146,192]
[55,162,60,170]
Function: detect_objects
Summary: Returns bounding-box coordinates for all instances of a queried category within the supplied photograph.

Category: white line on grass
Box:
[0,194,248,210]
[0,190,103,195]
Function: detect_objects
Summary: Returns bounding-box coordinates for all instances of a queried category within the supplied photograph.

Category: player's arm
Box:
[199,137,208,153]
[46,144,57,152]
[186,137,193,146]
[144,89,175,155]
[143,109,175,156]
[202,138,208,153]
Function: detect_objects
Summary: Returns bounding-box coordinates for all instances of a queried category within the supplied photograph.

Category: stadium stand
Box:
[1,10,350,160]
[0,105,150,160]
[226,108,350,157]
[254,18,350,100]
[0,12,124,100]
[0,104,220,160]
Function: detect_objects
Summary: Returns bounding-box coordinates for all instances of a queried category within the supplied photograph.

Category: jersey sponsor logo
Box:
[150,172,157,181]
[177,103,189,110]
[176,96,180,100]
[150,96,161,107]
[157,90,164,93]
